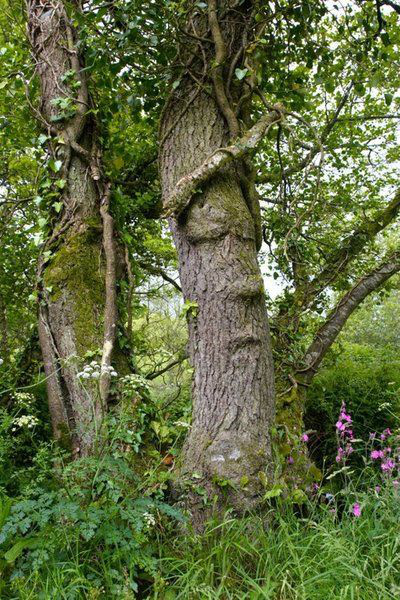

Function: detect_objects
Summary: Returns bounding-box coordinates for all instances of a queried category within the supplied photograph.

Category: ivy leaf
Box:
[49,159,62,173]
[235,68,248,81]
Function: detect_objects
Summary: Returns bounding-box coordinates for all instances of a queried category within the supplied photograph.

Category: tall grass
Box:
[154,486,400,600]
[3,478,400,598]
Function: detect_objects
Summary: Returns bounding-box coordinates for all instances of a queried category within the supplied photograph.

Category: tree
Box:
[258,0,400,479]
[26,0,118,454]
[159,1,278,514]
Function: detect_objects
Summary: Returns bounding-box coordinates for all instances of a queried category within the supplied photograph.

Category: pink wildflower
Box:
[393,480,399,489]
[375,486,381,493]
[381,428,392,441]
[287,456,294,465]
[301,433,309,442]
[381,459,395,471]
[371,450,384,460]
[340,412,352,423]
[352,503,362,517]
[336,447,345,462]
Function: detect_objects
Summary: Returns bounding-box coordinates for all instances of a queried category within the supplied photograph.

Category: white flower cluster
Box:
[12,414,39,431]
[0,358,3,366]
[14,392,35,409]
[77,361,118,380]
[143,511,156,528]
[174,420,191,429]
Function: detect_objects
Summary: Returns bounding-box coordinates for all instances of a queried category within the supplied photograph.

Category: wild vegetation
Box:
[1,0,400,597]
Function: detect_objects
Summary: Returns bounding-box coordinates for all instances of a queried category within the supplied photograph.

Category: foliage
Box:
[0,400,184,598]
[1,0,400,596]
[155,482,400,600]
[306,286,400,468]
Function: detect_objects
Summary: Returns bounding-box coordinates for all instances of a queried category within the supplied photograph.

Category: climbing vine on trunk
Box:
[27,0,118,455]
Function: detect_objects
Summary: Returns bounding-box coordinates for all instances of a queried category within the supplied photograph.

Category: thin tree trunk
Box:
[27,0,118,455]
[160,20,275,515]
[0,294,8,361]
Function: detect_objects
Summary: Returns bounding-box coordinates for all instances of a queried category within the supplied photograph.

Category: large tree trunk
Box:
[159,9,275,514]
[27,1,117,454]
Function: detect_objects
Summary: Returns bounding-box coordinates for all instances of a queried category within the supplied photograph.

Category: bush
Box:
[306,343,400,468]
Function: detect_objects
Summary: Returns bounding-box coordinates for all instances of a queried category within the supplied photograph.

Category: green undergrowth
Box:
[154,483,400,600]
[2,474,400,599]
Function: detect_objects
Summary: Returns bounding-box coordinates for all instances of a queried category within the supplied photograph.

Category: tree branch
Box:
[163,107,282,217]
[145,353,187,381]
[99,182,117,407]
[298,252,400,383]
[138,261,182,292]
[303,188,400,308]
[258,83,353,184]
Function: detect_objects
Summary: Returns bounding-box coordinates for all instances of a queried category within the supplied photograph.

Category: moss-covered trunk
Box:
[38,165,106,453]
[28,1,117,454]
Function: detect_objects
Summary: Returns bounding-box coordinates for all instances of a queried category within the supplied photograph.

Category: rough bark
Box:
[27,1,117,454]
[159,7,275,515]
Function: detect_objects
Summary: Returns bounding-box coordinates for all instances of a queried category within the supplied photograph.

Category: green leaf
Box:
[264,485,283,500]
[235,68,248,81]
[4,537,41,563]
[384,93,393,106]
[49,159,62,173]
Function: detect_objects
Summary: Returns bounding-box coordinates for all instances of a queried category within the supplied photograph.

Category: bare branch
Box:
[99,182,117,408]
[145,352,187,381]
[138,261,182,293]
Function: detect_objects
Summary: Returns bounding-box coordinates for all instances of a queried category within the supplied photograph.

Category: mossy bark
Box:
[38,154,107,454]
[275,382,321,490]
[28,2,118,455]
